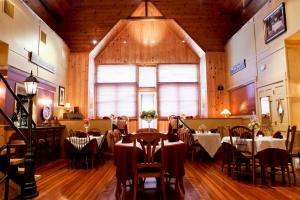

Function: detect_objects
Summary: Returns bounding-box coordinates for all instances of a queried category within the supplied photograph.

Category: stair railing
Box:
[0,71,38,198]
[0,144,11,200]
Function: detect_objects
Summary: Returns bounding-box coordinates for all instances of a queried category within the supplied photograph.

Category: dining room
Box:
[0,0,300,199]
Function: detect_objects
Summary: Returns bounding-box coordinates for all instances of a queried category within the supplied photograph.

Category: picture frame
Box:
[264,3,287,44]
[58,86,65,106]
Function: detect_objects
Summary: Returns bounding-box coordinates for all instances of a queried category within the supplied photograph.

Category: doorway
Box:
[138,92,157,129]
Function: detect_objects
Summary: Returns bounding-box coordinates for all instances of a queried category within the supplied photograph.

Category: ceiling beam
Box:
[38,0,63,22]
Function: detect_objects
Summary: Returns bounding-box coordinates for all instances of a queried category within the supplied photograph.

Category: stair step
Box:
[18,167,24,174]
[0,148,16,155]
[10,140,26,146]
[35,174,42,181]
[17,168,42,181]
[10,158,24,165]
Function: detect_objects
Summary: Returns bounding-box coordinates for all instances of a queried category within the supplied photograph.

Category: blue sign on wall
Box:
[230,59,246,75]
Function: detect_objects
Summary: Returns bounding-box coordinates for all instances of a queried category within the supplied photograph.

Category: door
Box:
[138,92,157,129]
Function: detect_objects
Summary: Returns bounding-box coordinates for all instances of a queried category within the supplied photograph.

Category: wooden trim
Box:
[197,63,201,116]
[127,16,166,20]
[227,80,255,91]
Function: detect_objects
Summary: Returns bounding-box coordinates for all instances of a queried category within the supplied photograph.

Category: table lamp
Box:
[220,109,231,118]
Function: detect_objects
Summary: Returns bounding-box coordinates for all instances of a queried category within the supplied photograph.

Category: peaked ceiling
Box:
[22,0,268,52]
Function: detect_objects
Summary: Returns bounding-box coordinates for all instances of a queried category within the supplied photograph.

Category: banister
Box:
[0,72,36,128]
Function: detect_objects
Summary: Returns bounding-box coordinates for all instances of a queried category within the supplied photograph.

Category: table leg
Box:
[115,179,121,199]
[179,177,185,194]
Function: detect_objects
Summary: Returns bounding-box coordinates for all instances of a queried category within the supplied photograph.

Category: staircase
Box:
[0,72,40,199]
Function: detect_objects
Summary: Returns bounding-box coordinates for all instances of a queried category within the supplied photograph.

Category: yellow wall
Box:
[0,0,69,117]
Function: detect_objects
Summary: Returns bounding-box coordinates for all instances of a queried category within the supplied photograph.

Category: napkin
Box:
[240,131,252,139]
[210,128,218,133]
[168,133,179,142]
[122,133,132,143]
[273,131,283,139]
[256,131,264,137]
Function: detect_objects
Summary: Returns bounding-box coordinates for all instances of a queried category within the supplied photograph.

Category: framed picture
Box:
[264,3,287,44]
[58,86,65,106]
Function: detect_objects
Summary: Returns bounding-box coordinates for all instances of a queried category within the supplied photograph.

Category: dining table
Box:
[114,139,186,197]
[221,136,286,154]
[192,132,221,158]
[221,135,287,183]
[64,134,105,167]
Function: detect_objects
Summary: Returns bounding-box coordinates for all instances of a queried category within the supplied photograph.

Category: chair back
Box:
[168,115,179,134]
[136,128,159,133]
[69,131,90,150]
[130,132,168,168]
[88,128,101,136]
[230,126,252,137]
[229,126,254,155]
[286,125,297,154]
[116,119,128,135]
[178,127,189,144]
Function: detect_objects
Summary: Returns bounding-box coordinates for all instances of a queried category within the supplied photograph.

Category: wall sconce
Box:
[217,84,224,95]
[220,108,231,118]
[277,99,284,123]
[65,102,71,112]
[217,85,224,91]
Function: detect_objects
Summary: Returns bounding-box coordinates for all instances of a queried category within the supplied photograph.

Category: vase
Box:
[84,124,90,133]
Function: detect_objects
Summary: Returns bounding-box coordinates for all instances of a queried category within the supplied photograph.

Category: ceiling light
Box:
[123,40,127,44]
[151,40,155,44]
[143,40,148,44]
[182,40,185,43]
[92,40,97,45]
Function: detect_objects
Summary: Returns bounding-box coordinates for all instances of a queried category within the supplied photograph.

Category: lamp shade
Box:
[65,102,71,112]
[220,109,231,118]
[24,71,39,95]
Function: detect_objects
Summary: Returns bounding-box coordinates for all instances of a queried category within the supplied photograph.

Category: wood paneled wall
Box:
[205,52,228,117]
[67,53,89,118]
[95,20,199,64]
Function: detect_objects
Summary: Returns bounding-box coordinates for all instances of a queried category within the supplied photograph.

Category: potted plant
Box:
[140,110,157,128]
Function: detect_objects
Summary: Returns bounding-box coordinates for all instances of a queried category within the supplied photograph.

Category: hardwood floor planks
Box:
[4,159,298,200]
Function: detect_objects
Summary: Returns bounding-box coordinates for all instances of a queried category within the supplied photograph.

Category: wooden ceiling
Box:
[22,0,268,52]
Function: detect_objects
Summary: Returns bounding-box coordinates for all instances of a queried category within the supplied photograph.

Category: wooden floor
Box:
[5,159,300,200]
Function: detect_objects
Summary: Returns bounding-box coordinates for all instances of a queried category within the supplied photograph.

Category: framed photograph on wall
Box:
[264,3,287,44]
[58,86,65,106]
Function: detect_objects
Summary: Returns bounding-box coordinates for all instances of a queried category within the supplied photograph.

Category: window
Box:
[158,64,199,117]
[96,65,136,117]
[139,67,156,87]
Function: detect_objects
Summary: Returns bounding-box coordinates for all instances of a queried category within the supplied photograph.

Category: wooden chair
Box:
[88,128,102,136]
[168,115,179,134]
[229,126,256,184]
[130,132,168,200]
[69,131,91,168]
[97,131,108,162]
[286,125,297,185]
[136,128,159,133]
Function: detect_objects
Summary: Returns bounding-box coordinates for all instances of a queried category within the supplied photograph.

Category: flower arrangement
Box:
[140,110,157,121]
[248,112,260,131]
[83,118,90,132]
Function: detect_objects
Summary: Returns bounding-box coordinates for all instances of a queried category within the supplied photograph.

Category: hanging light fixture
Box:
[24,71,39,95]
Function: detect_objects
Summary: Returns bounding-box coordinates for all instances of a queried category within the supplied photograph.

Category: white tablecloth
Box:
[115,140,184,152]
[67,135,104,150]
[193,133,221,158]
[221,136,286,154]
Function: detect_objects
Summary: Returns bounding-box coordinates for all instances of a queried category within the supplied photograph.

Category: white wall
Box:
[225,19,257,89]
[0,0,69,116]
